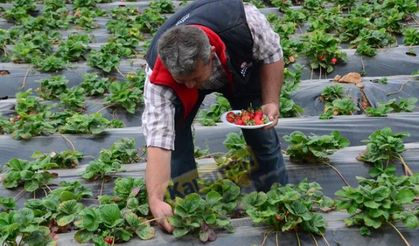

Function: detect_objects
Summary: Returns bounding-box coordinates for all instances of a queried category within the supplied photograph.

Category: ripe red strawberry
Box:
[254,118,263,125]
[318,55,325,61]
[331,57,337,64]
[104,236,114,245]
[254,110,263,121]
[235,118,244,125]
[226,112,236,123]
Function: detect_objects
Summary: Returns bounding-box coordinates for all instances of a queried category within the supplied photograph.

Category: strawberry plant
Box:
[337,15,371,43]
[403,27,419,45]
[149,0,175,14]
[98,138,140,164]
[215,132,251,186]
[303,0,324,11]
[365,104,392,117]
[72,7,99,30]
[99,177,149,217]
[137,8,166,34]
[0,196,16,212]
[88,42,131,73]
[2,158,58,192]
[15,89,47,116]
[385,97,418,112]
[74,204,155,244]
[335,173,419,238]
[169,192,233,242]
[280,65,304,117]
[351,28,395,57]
[82,158,122,181]
[271,0,292,11]
[56,33,90,62]
[12,113,55,140]
[284,130,350,163]
[301,31,347,73]
[33,55,68,72]
[281,38,303,65]
[105,81,143,114]
[48,180,93,202]
[0,208,55,246]
[199,179,241,216]
[321,98,358,119]
[80,73,110,96]
[307,7,342,33]
[59,113,123,134]
[242,180,333,235]
[36,75,69,100]
[0,117,14,135]
[243,0,266,8]
[60,87,86,111]
[357,127,412,176]
[320,84,345,103]
[31,150,83,169]
[198,94,231,126]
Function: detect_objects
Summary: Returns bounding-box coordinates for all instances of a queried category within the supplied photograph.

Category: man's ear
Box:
[210,46,216,57]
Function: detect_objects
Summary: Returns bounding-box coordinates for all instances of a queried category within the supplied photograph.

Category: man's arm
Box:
[146,147,174,232]
[260,59,284,128]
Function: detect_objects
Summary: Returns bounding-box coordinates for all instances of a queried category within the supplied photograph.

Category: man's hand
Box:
[149,198,174,233]
[261,102,279,129]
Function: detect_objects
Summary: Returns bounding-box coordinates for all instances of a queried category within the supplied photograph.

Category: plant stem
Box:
[322,161,351,186]
[13,189,26,200]
[96,103,116,113]
[275,232,279,246]
[397,154,413,176]
[99,178,105,196]
[60,134,76,151]
[311,233,319,246]
[295,232,301,246]
[321,233,331,246]
[260,230,271,246]
[387,221,411,246]
[115,67,126,79]
[20,65,32,89]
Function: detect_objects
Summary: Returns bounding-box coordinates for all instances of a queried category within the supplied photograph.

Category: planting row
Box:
[0,129,417,245]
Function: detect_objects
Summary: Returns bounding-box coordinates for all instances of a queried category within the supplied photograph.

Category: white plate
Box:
[220,110,273,129]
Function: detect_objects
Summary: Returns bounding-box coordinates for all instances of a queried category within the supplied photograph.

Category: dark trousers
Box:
[169,89,288,197]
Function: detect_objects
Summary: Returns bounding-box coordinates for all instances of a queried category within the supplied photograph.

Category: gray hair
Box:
[157,25,211,76]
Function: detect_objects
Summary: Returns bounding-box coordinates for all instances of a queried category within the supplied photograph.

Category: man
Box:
[142,0,288,232]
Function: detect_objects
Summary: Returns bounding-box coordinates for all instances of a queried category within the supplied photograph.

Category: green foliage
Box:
[74,204,155,243]
[284,131,350,163]
[105,82,143,114]
[301,31,347,73]
[99,177,149,217]
[88,42,131,73]
[0,208,54,246]
[320,84,345,103]
[280,65,304,117]
[36,75,69,100]
[384,97,418,112]
[214,133,251,185]
[169,192,233,242]
[358,127,409,175]
[33,55,68,72]
[351,28,395,56]
[335,173,419,236]
[56,33,90,62]
[365,104,392,117]
[149,0,175,14]
[403,27,419,45]
[198,94,231,126]
[31,150,83,169]
[321,98,358,118]
[82,138,138,180]
[80,73,110,96]
[0,196,16,212]
[242,180,333,235]
[200,179,241,216]
[59,113,123,135]
[2,158,57,192]
[60,87,86,111]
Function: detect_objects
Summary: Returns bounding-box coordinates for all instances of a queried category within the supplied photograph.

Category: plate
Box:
[220,110,273,129]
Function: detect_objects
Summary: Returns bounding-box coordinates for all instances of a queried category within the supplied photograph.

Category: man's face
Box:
[172,47,215,89]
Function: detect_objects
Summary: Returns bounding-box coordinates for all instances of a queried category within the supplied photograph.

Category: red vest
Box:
[149,25,233,119]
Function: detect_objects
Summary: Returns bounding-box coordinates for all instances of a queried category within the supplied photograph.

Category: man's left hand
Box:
[261,102,279,129]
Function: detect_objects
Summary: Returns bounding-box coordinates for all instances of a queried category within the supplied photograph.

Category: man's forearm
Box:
[260,59,284,105]
[146,147,171,202]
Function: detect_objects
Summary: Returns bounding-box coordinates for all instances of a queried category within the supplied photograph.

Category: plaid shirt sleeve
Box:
[141,66,176,150]
[244,4,283,64]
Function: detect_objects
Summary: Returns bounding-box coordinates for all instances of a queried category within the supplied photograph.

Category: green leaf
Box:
[74,230,93,243]
[396,189,415,204]
[173,228,189,238]
[136,225,155,240]
[57,214,75,226]
[99,204,123,228]
[199,230,209,242]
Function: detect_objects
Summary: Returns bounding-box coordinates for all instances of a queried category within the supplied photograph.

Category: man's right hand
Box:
[149,198,174,233]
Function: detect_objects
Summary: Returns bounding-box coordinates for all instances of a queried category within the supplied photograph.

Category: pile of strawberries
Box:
[225,108,268,126]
